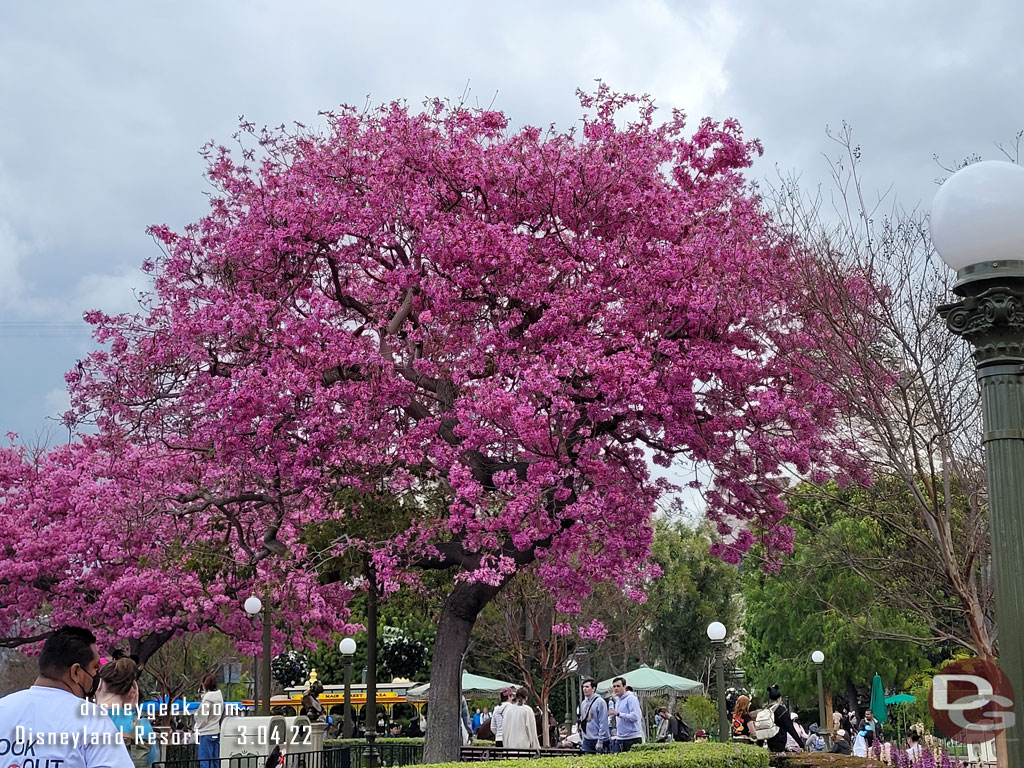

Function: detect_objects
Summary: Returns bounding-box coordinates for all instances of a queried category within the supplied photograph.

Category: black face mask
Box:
[75,665,101,699]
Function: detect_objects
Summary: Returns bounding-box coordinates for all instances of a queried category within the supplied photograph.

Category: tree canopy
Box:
[2,88,873,760]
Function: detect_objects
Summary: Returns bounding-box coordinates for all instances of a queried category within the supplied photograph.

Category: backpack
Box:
[752,703,781,741]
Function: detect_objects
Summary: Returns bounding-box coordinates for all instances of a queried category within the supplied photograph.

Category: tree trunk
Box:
[824,687,834,739]
[845,679,858,714]
[422,580,501,764]
[130,628,176,666]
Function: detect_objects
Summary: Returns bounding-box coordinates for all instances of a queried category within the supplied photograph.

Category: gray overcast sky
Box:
[2,0,1021,443]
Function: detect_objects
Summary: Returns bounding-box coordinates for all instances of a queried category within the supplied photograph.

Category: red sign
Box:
[930,658,1015,743]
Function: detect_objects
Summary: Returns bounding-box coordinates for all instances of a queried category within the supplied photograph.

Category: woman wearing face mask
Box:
[97,657,159,768]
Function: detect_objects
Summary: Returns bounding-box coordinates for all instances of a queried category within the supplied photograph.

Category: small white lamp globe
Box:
[931,161,1024,271]
[811,650,825,664]
[339,637,357,655]
[244,596,263,615]
[706,621,727,641]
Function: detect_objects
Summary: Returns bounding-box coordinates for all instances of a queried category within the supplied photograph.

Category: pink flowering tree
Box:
[0,438,357,664]
[61,87,865,760]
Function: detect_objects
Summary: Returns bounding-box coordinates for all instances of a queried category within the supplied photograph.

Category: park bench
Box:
[460,746,581,761]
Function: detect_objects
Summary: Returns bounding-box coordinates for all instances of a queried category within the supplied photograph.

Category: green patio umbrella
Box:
[595,664,703,697]
[870,673,888,724]
[884,693,915,705]
[406,671,515,700]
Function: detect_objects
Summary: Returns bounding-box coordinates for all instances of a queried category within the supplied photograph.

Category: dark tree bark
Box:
[422,580,503,764]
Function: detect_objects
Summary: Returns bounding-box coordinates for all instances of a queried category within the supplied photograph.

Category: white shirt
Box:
[501,703,539,750]
[492,702,509,741]
[193,690,224,736]
[0,686,135,768]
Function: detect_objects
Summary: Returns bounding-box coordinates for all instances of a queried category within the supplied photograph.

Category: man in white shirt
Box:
[491,688,513,747]
[0,626,134,768]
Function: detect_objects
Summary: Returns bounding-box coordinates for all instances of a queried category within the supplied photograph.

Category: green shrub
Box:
[770,754,885,768]
[423,741,767,768]
[325,738,425,747]
[629,743,681,752]
[680,696,718,734]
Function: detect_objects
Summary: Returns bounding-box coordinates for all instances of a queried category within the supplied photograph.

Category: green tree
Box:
[740,481,937,722]
[586,520,740,683]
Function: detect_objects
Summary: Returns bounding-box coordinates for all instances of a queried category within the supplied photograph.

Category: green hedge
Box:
[424,742,767,768]
[325,738,425,747]
[628,744,682,752]
[770,755,885,768]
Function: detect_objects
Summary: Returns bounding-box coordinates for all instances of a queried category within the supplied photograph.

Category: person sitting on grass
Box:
[830,729,853,755]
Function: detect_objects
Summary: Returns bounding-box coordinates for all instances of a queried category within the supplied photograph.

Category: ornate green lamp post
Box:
[932,160,1024,767]
[244,595,272,716]
[706,621,729,743]
[340,637,357,738]
[811,651,827,745]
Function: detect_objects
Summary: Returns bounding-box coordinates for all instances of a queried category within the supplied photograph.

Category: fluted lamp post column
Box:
[244,596,272,716]
[811,651,827,746]
[932,160,1024,768]
[706,622,728,743]
[340,637,357,738]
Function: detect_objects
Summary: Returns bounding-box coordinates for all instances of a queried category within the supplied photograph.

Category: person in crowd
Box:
[859,709,881,746]
[578,678,609,753]
[501,688,540,750]
[853,729,868,757]
[386,723,403,738]
[607,688,619,753]
[656,708,672,742]
[672,712,692,742]
[481,707,490,726]
[731,695,755,742]
[0,625,135,768]
[472,708,482,734]
[694,730,709,742]
[830,729,853,755]
[907,732,923,763]
[607,678,642,752]
[758,685,806,753]
[96,657,159,768]
[459,696,473,745]
[786,712,807,751]
[492,687,514,747]
[804,724,826,752]
[193,675,224,768]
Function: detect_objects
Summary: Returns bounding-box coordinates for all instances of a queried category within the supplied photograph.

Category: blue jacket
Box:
[612,692,643,740]
[578,694,609,742]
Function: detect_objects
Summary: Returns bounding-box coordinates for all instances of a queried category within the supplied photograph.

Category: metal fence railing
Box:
[154,743,423,768]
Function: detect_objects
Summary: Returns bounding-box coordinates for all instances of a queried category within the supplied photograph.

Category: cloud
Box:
[71,268,150,320]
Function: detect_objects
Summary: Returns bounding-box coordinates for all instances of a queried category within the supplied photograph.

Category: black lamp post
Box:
[363,557,379,768]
